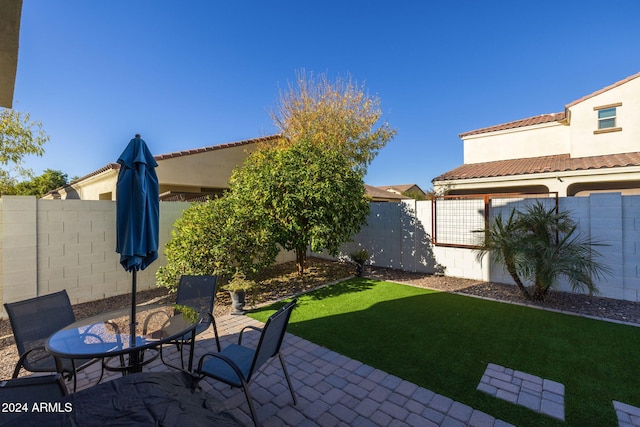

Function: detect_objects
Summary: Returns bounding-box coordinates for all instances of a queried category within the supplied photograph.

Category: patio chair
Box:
[0,374,68,425]
[158,275,221,368]
[195,298,298,427]
[4,290,103,392]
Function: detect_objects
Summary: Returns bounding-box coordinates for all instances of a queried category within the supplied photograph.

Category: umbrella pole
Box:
[129,269,139,372]
[131,268,137,334]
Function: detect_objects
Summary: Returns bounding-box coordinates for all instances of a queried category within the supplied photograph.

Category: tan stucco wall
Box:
[157,144,257,188]
[568,76,640,158]
[463,122,570,164]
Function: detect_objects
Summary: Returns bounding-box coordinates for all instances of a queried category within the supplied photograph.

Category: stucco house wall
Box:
[568,75,640,158]
[434,72,640,197]
[45,135,278,201]
[464,121,570,164]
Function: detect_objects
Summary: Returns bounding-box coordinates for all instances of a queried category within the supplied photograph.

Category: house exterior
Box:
[433,72,640,196]
[44,135,280,201]
[378,184,428,199]
[45,134,406,203]
[364,185,411,202]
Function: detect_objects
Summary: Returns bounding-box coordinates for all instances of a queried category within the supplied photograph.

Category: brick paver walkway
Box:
[72,314,514,426]
[477,363,564,421]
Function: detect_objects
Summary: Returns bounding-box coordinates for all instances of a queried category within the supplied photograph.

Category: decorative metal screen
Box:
[432,193,558,248]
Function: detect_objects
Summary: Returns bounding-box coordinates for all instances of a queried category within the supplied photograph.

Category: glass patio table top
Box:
[46,303,202,360]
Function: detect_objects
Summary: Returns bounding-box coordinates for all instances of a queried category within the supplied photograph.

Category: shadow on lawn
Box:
[249,278,377,315]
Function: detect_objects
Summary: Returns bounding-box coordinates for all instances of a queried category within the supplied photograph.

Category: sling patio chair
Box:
[4,290,104,392]
[0,374,68,425]
[195,298,298,427]
[147,275,221,369]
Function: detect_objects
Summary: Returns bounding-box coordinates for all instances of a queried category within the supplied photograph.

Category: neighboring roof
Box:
[459,113,566,138]
[364,184,410,201]
[0,0,22,108]
[154,134,280,160]
[433,152,640,182]
[378,184,425,194]
[459,71,640,138]
[45,135,280,196]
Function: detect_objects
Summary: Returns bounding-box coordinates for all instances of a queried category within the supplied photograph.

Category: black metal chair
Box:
[4,290,103,392]
[159,275,221,368]
[0,374,68,425]
[195,299,298,427]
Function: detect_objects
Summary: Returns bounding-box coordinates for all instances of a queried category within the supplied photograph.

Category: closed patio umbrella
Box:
[115,134,159,358]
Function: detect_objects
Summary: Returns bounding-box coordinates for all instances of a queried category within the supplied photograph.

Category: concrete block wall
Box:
[2,192,640,319]
[340,194,640,302]
[0,196,192,318]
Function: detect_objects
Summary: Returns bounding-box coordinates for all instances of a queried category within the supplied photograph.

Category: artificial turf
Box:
[248,278,640,426]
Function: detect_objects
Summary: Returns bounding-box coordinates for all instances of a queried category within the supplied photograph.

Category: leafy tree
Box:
[268,70,396,173]
[476,201,610,301]
[0,109,49,194]
[10,169,68,197]
[230,139,370,275]
[156,193,279,292]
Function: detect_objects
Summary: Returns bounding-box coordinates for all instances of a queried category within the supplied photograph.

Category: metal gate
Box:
[431,192,558,248]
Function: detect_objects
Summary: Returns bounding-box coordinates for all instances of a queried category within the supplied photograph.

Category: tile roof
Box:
[378,184,421,193]
[49,135,281,195]
[154,134,280,160]
[364,184,410,200]
[459,113,566,138]
[459,71,640,138]
[433,152,640,182]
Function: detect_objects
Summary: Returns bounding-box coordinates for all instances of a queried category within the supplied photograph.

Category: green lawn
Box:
[248,278,640,427]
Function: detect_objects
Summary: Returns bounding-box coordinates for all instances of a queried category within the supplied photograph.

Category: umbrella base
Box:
[104,348,160,375]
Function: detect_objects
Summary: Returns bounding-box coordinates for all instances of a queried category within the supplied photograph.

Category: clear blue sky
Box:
[13,0,640,192]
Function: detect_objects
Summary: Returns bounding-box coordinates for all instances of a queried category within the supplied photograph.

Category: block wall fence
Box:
[1,193,639,318]
[338,192,640,302]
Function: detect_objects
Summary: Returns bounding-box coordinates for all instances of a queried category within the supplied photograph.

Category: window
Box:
[597,107,616,129]
[593,102,622,134]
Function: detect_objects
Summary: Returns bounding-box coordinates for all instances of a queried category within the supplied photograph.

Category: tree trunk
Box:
[506,263,531,300]
[295,247,306,275]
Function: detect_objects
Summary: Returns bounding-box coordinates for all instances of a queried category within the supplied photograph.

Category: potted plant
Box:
[349,249,369,277]
[223,270,256,315]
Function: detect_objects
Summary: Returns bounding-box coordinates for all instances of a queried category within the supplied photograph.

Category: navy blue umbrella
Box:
[115,134,159,350]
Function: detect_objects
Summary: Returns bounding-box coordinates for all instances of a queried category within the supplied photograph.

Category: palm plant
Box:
[476,201,610,301]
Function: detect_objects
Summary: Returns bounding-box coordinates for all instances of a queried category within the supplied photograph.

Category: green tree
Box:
[0,109,49,194]
[11,169,68,197]
[231,139,370,275]
[476,201,610,301]
[156,193,279,292]
[269,70,396,173]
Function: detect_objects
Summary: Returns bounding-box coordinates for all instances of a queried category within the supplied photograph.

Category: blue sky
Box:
[13,1,640,192]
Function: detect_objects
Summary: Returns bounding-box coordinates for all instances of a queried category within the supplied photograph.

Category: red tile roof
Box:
[459,113,566,138]
[433,152,640,182]
[154,134,280,160]
[459,71,640,138]
[59,135,281,189]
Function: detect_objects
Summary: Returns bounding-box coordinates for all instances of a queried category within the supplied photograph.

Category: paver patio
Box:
[71,313,513,426]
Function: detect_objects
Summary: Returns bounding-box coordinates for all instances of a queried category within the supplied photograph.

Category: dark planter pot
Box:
[230,290,246,315]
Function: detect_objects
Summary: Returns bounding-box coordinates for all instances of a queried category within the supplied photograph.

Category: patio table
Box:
[46,303,202,374]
